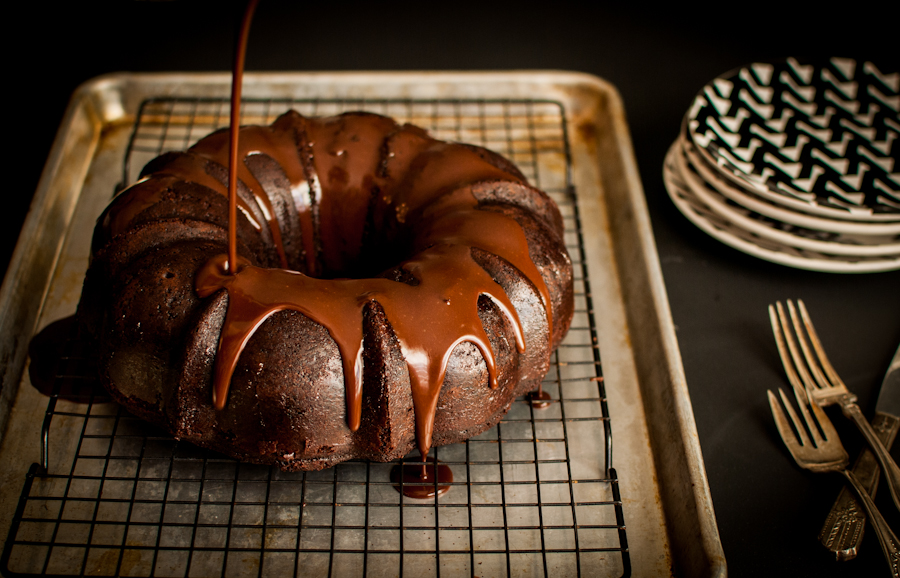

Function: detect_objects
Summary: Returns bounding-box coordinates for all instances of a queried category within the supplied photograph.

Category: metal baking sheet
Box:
[0,72,725,577]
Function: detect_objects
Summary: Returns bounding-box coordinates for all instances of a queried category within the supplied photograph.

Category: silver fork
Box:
[768,387,900,576]
[771,299,900,514]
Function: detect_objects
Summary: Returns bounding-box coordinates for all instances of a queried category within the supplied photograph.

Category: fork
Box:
[768,387,900,576]
[770,299,900,514]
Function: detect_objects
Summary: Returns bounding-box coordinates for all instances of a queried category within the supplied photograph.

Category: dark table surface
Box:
[6,2,900,576]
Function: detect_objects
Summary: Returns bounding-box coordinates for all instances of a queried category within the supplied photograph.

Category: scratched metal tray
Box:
[0,72,725,577]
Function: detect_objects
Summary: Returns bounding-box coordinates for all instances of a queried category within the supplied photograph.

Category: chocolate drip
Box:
[226,0,260,272]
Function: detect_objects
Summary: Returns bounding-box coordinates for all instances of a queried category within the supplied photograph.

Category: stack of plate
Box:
[664,57,900,272]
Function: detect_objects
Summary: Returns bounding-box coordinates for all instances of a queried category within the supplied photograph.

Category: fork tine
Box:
[796,299,847,390]
[776,301,819,395]
[770,387,850,472]
[790,386,826,448]
[768,389,801,452]
[808,392,841,443]
[787,300,832,392]
[769,303,811,401]
[770,388,811,448]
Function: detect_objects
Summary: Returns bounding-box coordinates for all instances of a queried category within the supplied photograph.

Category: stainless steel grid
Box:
[3,97,629,578]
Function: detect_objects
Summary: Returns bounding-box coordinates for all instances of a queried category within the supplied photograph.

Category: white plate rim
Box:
[674,138,900,256]
[682,134,900,235]
[663,140,900,273]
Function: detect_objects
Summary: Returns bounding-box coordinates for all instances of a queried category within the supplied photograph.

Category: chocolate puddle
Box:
[390,456,453,499]
[27,316,101,402]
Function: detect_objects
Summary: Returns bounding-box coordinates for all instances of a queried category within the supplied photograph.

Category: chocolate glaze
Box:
[189,111,559,460]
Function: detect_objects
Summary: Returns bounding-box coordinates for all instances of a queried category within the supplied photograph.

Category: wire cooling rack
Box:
[2,97,630,578]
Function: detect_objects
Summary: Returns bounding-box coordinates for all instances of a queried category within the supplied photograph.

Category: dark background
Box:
[7,1,900,576]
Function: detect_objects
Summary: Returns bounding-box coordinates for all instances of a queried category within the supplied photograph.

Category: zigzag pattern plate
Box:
[686,57,900,221]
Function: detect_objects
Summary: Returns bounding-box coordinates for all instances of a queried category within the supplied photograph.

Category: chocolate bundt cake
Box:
[76,110,574,471]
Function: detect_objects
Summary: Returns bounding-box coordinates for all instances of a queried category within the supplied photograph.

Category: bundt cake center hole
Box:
[308,238,421,284]
[308,263,421,286]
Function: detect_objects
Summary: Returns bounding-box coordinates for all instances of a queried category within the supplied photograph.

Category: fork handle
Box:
[841,401,900,515]
[820,412,900,560]
[840,468,900,577]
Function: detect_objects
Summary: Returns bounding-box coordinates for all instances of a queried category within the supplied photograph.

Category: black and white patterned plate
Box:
[686,57,900,221]
[663,141,900,273]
